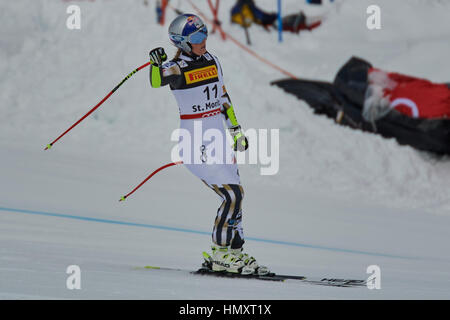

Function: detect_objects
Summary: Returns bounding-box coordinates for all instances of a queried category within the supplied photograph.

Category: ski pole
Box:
[44,61,152,150]
[119,161,183,202]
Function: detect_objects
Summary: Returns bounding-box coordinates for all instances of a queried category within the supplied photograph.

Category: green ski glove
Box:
[229,125,249,152]
[149,47,167,66]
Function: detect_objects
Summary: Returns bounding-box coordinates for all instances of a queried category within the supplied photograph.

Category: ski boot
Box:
[202,245,246,274]
[230,247,270,276]
[202,245,269,276]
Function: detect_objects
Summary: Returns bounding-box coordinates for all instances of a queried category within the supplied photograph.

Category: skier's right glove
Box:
[229,125,249,152]
[149,47,167,67]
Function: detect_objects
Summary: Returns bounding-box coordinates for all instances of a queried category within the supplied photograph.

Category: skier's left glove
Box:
[149,47,167,67]
[229,125,249,152]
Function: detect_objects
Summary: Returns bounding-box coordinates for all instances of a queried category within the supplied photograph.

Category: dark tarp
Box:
[281,12,322,33]
[333,57,372,107]
[271,57,450,155]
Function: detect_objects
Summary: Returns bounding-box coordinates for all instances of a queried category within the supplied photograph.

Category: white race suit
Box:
[150,51,245,248]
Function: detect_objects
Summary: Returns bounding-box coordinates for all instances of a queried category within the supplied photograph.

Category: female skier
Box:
[148,13,268,275]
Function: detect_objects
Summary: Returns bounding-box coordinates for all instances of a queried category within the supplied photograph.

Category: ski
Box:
[193,267,293,282]
[135,265,366,288]
[193,267,365,287]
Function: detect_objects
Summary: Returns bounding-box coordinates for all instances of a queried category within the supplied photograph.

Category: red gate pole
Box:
[206,0,226,40]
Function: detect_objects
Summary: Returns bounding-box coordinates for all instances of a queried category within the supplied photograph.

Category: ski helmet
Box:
[168,14,208,53]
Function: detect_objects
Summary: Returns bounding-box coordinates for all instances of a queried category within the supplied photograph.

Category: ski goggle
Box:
[188,26,208,44]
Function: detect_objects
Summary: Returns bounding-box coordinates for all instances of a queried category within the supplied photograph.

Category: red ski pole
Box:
[44,61,151,150]
[119,161,183,202]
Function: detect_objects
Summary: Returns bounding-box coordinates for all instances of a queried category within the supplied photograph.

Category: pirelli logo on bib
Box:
[185,65,218,84]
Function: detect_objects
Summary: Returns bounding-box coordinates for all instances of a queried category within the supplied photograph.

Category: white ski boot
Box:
[207,245,245,274]
[230,247,270,276]
[203,245,270,276]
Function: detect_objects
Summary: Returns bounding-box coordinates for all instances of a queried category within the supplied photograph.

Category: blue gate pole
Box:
[278,0,282,42]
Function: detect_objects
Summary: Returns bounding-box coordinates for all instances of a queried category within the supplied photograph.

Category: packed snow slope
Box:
[1,0,450,299]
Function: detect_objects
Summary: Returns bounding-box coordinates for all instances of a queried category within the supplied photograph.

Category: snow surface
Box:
[1,0,450,299]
